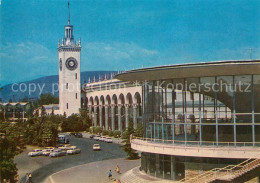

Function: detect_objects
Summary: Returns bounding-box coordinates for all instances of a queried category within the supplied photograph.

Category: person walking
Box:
[25,173,29,183]
[115,165,120,174]
[28,173,32,183]
[113,179,117,183]
[117,179,121,183]
[108,170,112,180]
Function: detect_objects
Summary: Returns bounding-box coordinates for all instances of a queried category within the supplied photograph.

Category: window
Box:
[67,103,69,109]
[75,73,77,79]
[66,83,68,89]
[76,93,78,99]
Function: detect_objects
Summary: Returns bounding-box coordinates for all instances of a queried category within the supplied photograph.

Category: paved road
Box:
[45,158,140,183]
[15,136,127,183]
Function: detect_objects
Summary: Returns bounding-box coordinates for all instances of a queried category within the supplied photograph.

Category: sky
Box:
[0,0,260,85]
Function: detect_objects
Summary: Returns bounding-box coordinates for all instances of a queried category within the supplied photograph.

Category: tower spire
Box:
[67,0,70,25]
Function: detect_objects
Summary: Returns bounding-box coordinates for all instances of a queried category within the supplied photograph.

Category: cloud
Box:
[0,42,57,84]
[82,42,159,70]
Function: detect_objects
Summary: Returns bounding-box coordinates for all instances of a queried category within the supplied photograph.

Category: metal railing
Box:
[178,158,260,183]
[131,136,260,148]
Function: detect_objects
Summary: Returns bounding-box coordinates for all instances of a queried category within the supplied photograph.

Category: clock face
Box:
[59,59,62,71]
[65,57,78,71]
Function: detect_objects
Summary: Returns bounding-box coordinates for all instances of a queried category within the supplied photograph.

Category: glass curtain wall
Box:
[143,75,259,147]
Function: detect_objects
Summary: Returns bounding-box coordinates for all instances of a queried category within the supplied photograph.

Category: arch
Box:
[94,96,99,105]
[118,93,125,105]
[134,92,141,104]
[105,95,111,105]
[89,97,94,106]
[100,95,105,105]
[126,93,133,104]
[112,94,118,105]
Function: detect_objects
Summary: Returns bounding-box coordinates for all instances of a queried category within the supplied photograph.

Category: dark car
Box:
[90,134,96,139]
[75,133,83,138]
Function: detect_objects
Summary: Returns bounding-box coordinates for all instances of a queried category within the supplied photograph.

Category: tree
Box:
[121,121,139,160]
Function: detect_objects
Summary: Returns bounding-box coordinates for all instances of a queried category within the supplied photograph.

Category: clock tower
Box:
[58,0,81,116]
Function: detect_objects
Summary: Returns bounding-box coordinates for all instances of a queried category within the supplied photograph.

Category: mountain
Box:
[0,71,116,102]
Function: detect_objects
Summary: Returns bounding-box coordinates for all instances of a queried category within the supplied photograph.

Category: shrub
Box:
[102,129,109,136]
[94,126,101,134]
[121,130,128,139]
[113,130,121,138]
[108,131,114,137]
[91,127,95,134]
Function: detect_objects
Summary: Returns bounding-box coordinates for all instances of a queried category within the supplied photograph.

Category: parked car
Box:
[41,149,54,156]
[58,144,72,150]
[58,150,67,156]
[28,149,42,157]
[93,135,101,141]
[99,136,106,142]
[67,148,81,155]
[49,149,62,157]
[74,133,83,138]
[90,134,96,139]
[105,137,113,143]
[93,144,101,151]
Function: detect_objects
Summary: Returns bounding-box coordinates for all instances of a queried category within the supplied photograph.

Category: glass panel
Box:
[218,125,234,145]
[236,125,252,144]
[164,155,171,180]
[234,75,252,124]
[254,75,260,124]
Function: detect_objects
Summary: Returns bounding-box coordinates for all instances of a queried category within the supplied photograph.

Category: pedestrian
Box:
[115,165,120,174]
[113,179,117,183]
[108,170,112,180]
[117,179,121,183]
[28,173,32,183]
[25,173,29,183]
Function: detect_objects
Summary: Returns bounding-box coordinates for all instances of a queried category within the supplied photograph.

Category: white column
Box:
[111,105,115,131]
[99,105,103,128]
[133,104,138,129]
[105,105,109,130]
[94,106,98,127]
[125,105,129,129]
[118,105,122,132]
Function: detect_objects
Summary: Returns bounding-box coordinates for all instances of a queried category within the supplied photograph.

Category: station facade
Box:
[116,60,260,181]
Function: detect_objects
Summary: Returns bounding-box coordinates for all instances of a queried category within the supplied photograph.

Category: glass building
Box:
[116,60,260,181]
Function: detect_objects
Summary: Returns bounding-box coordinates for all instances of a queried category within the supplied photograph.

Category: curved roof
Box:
[116,60,260,82]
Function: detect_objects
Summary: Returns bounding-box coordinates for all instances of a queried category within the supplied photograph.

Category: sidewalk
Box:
[44,158,140,183]
[120,167,176,183]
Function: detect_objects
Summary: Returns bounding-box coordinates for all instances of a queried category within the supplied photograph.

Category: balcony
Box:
[131,137,260,159]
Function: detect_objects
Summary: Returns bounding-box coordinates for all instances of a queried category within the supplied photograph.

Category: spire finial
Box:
[67,0,70,25]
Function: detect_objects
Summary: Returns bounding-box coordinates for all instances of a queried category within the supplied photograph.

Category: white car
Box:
[105,137,113,143]
[58,144,72,150]
[68,145,77,150]
[49,149,61,157]
[28,149,42,157]
[93,144,101,151]
[93,135,101,141]
[41,149,53,156]
[100,136,106,142]
[67,148,81,155]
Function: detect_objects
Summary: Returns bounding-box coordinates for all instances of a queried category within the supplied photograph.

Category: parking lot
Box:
[15,134,127,183]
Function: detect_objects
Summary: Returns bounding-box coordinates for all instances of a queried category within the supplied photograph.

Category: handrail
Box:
[178,158,260,183]
[132,136,260,147]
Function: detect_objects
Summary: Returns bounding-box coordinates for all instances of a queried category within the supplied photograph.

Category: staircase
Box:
[178,158,260,183]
